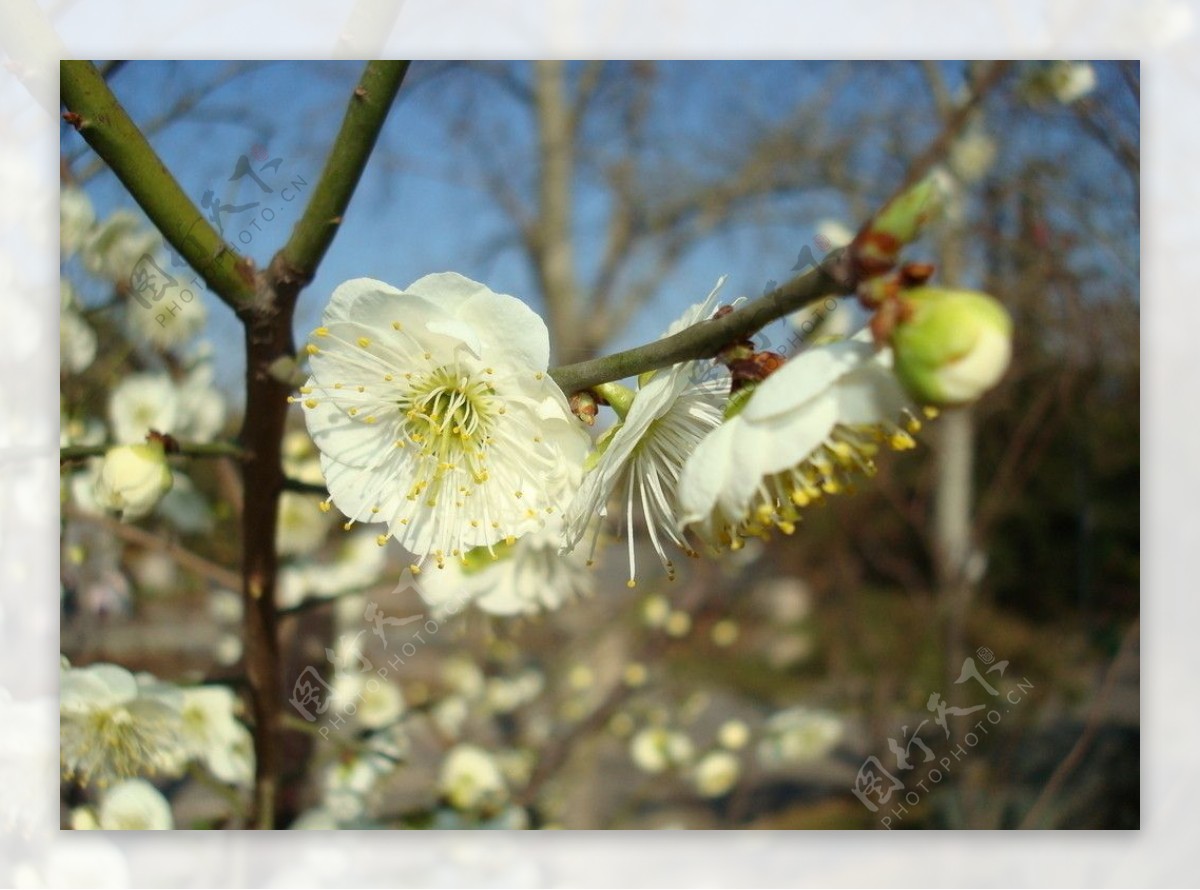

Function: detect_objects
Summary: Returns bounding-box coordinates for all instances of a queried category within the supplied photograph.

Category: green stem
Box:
[275,61,410,286]
[549,250,855,394]
[59,60,257,309]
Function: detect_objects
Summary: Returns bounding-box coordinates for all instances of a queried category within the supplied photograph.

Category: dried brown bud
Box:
[569,391,599,426]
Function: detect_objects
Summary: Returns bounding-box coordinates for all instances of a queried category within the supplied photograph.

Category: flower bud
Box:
[851,173,949,278]
[890,287,1013,406]
[93,441,174,521]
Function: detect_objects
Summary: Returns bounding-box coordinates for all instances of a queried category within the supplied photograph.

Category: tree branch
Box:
[64,504,242,592]
[59,60,258,309]
[233,59,410,829]
[531,60,580,362]
[548,249,855,394]
[60,440,246,464]
[275,60,410,286]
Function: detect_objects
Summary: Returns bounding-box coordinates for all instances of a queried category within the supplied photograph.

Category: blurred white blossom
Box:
[416,516,592,617]
[276,529,388,609]
[1048,61,1096,104]
[95,778,174,829]
[81,209,161,285]
[276,491,335,557]
[756,707,844,768]
[59,282,96,374]
[691,750,741,797]
[717,719,751,751]
[59,662,185,787]
[92,441,173,522]
[59,185,95,258]
[321,751,392,822]
[108,373,181,444]
[177,685,254,786]
[124,275,208,350]
[439,744,508,812]
[948,123,997,183]
[629,726,694,774]
[485,669,544,714]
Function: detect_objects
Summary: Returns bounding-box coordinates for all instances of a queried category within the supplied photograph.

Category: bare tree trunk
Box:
[533,60,579,362]
[934,405,975,687]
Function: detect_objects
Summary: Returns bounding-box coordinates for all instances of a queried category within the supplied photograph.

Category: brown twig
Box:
[1019,620,1139,829]
[64,504,242,591]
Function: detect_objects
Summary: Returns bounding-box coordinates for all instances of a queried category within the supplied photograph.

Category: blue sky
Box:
[61,60,1137,400]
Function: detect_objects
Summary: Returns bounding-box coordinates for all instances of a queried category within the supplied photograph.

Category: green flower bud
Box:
[853,173,949,278]
[890,287,1013,406]
[93,440,174,522]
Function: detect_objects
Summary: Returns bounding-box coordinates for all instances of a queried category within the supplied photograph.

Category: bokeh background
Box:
[56,60,1139,831]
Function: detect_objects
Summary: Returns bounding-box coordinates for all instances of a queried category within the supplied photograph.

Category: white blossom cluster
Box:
[297,272,946,611]
[60,166,1010,829]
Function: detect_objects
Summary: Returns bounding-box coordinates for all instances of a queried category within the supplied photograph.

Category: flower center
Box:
[722,410,932,547]
[398,366,496,473]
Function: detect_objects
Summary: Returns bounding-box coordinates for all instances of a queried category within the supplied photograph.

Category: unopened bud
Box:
[890,287,1013,406]
[93,440,174,521]
[852,174,948,279]
[569,391,598,427]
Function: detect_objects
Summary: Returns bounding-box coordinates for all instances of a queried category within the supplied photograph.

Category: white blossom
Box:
[276,491,335,557]
[691,750,741,797]
[679,335,925,551]
[108,373,180,445]
[563,277,730,586]
[948,123,998,183]
[299,273,589,568]
[177,685,253,786]
[629,726,694,774]
[756,707,844,767]
[81,209,161,285]
[124,271,208,350]
[439,744,507,812]
[60,282,96,374]
[60,185,95,258]
[92,441,173,522]
[59,663,185,787]
[96,778,174,829]
[416,516,592,617]
[717,719,751,751]
[276,529,388,609]
[1048,61,1096,104]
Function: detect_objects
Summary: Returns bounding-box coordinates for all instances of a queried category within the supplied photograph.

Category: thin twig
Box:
[1019,620,1139,829]
[60,440,246,464]
[548,249,854,394]
[64,504,242,591]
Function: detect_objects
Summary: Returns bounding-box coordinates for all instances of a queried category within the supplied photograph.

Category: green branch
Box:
[548,250,855,394]
[60,60,257,309]
[275,61,410,285]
